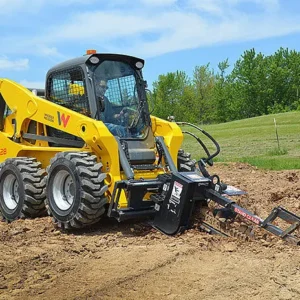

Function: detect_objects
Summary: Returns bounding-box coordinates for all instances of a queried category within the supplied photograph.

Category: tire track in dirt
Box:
[95,243,300,300]
[74,244,199,300]
[1,163,300,300]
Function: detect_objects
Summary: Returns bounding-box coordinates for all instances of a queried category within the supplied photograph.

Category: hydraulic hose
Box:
[176,122,220,162]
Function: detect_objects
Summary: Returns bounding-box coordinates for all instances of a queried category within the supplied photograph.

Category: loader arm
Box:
[0,79,120,174]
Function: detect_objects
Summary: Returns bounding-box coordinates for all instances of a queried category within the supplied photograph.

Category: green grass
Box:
[180,111,300,170]
[266,147,288,156]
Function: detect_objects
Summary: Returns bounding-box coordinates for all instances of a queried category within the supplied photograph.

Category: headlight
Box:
[89,56,100,64]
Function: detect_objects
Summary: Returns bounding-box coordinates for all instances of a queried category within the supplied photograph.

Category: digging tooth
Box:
[199,207,255,242]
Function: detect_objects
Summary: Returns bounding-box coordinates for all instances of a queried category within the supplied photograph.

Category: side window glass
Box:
[47,68,90,115]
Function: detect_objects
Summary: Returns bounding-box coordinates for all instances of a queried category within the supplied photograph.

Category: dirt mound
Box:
[1,163,300,300]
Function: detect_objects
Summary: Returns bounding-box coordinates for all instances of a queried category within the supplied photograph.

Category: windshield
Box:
[92,60,148,139]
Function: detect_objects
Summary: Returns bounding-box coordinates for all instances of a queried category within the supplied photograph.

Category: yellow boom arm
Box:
[0,79,120,174]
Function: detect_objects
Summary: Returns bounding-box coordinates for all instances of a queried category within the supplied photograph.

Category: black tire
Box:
[177,149,197,172]
[0,157,46,221]
[45,152,108,229]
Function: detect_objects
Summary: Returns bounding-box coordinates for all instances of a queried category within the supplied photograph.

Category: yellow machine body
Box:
[0,79,183,208]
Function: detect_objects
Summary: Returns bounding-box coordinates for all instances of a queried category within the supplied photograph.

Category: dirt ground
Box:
[1,162,300,300]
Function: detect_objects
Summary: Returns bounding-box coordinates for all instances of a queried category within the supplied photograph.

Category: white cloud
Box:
[228,0,280,12]
[0,0,98,14]
[0,56,29,71]
[188,0,225,16]
[129,13,300,57]
[0,0,43,14]
[51,11,165,41]
[52,0,99,5]
[19,80,45,89]
[0,39,66,62]
[35,45,65,58]
[0,0,298,62]
[42,4,300,58]
[188,0,280,16]
[139,0,177,6]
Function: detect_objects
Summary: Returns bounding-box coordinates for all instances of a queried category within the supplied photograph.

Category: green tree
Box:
[151,47,300,124]
[152,71,190,120]
[231,48,268,118]
[192,64,215,123]
[212,59,233,122]
[266,48,300,113]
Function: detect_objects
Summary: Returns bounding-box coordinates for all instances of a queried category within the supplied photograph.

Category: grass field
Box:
[180,111,300,170]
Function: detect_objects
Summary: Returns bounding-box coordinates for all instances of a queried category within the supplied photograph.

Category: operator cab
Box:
[45,52,155,165]
[91,58,149,139]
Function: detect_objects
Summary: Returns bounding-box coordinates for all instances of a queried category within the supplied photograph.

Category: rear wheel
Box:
[46,152,108,229]
[0,158,46,221]
[177,149,197,172]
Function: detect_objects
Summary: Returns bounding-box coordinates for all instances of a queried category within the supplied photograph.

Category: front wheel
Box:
[46,152,108,229]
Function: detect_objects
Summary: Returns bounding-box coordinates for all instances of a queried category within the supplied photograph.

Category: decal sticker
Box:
[171,181,183,200]
[163,183,169,191]
[222,185,246,196]
[234,207,261,225]
[44,113,54,122]
[0,148,7,155]
[166,182,184,215]
[215,184,220,192]
[57,111,70,128]
[187,174,203,180]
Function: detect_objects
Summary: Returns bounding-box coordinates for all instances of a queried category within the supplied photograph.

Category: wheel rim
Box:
[52,170,75,211]
[3,173,20,210]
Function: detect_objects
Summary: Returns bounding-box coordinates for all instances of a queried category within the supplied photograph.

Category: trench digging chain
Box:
[199,207,255,242]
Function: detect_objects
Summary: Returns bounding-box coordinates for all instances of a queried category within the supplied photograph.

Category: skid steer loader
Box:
[0,50,300,244]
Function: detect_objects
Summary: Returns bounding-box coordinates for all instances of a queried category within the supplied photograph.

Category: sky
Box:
[0,0,300,89]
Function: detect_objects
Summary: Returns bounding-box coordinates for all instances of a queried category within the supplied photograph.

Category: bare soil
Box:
[1,162,300,300]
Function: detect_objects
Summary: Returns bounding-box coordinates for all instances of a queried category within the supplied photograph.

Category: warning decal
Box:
[171,181,183,200]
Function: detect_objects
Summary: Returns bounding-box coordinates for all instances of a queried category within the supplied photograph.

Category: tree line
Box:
[151,47,300,124]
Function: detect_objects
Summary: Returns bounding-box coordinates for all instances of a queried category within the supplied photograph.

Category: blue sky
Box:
[0,0,299,89]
